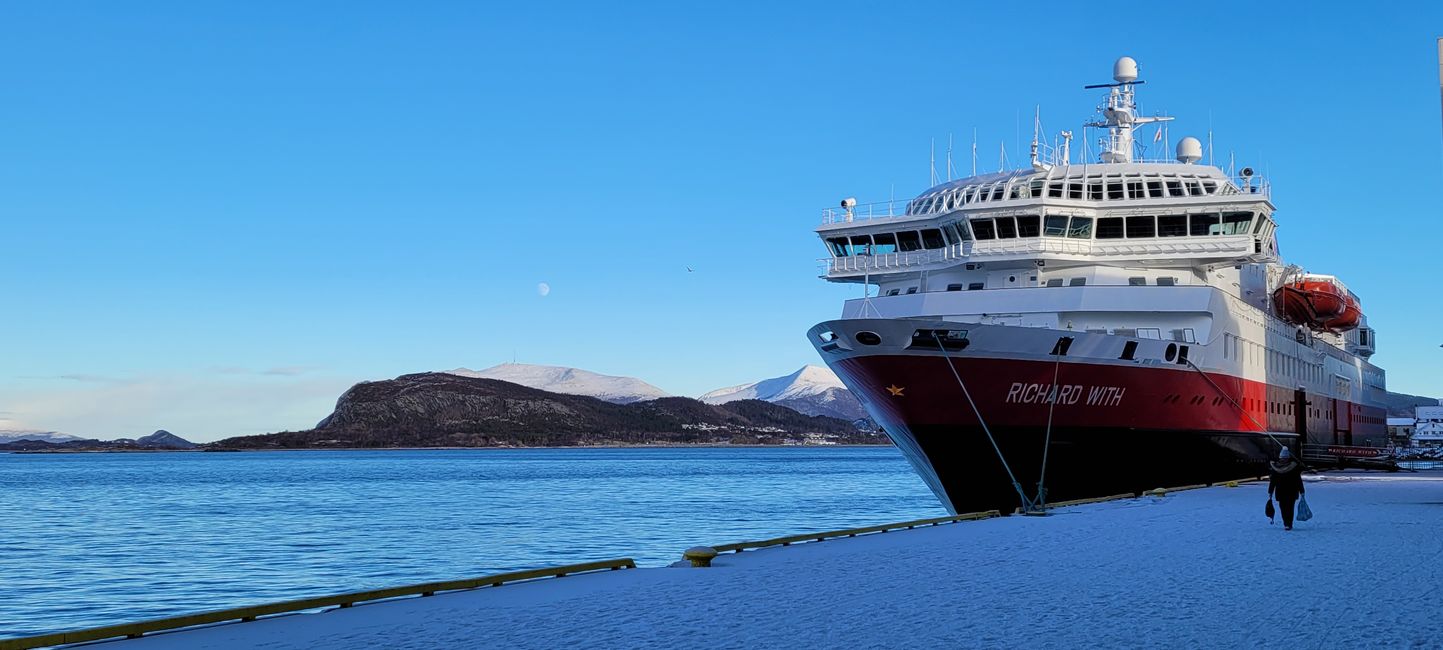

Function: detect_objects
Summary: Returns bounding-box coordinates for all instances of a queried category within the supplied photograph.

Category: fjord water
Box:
[0,447,941,638]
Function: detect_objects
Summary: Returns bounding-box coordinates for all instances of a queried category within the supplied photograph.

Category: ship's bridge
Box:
[816,161,1277,285]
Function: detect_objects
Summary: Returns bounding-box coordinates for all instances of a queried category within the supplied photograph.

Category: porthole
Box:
[855,331,882,346]
[1165,343,1178,362]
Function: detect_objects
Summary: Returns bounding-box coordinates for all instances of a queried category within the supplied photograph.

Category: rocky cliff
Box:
[213,373,881,449]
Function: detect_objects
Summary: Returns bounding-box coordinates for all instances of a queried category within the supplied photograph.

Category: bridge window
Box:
[848,235,873,255]
[1126,180,1145,199]
[1067,216,1093,239]
[1088,182,1104,200]
[1219,211,1252,235]
[994,217,1017,239]
[971,219,996,240]
[968,282,984,290]
[947,283,963,291]
[827,238,849,256]
[1158,215,1187,237]
[1126,216,1155,238]
[1166,179,1184,197]
[871,232,897,254]
[1044,215,1069,236]
[943,221,970,244]
[1107,182,1124,200]
[1016,215,1040,237]
[1068,182,1084,200]
[989,185,1004,201]
[1096,217,1124,239]
[1147,180,1164,198]
[897,230,923,251]
[1048,182,1064,198]
[1046,278,1064,287]
[921,228,946,249]
[1189,213,1220,236]
[1202,180,1218,194]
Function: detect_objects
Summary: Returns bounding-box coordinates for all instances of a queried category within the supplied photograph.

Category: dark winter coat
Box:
[1268,459,1305,502]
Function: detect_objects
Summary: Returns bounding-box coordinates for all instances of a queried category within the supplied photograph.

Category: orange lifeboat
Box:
[1272,275,1361,332]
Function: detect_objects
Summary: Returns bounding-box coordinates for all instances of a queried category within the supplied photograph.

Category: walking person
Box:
[1268,446,1305,531]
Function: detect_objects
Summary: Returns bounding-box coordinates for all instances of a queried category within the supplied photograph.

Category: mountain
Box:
[701,366,870,422]
[0,430,84,444]
[213,372,883,449]
[136,430,199,449]
[446,363,669,404]
[0,430,197,452]
[1382,391,1442,417]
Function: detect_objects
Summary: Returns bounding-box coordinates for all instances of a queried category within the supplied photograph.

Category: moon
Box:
[537,282,551,297]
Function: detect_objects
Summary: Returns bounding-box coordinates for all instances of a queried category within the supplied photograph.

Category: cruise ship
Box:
[807,57,1387,514]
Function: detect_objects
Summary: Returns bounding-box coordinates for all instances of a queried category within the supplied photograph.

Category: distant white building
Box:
[1411,404,1443,448]
[1387,417,1416,447]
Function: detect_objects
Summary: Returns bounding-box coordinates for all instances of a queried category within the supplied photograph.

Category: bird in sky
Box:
[686,266,694,273]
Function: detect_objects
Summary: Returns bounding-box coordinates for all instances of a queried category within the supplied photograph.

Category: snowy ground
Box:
[108,473,1442,649]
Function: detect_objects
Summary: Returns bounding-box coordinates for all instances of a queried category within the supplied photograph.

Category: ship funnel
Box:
[1176,137,1203,164]
[1113,56,1139,83]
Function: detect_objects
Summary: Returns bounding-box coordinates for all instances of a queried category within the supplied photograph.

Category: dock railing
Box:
[0,558,637,650]
[709,509,1002,554]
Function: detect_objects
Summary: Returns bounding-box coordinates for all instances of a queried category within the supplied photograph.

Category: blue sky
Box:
[2,2,1441,441]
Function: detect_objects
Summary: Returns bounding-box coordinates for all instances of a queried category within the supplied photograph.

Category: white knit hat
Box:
[1279,447,1292,459]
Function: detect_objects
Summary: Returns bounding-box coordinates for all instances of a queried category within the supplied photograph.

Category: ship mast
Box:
[1084,57,1173,163]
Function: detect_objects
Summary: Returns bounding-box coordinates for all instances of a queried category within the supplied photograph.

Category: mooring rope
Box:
[1183,358,1290,451]
[933,332,1033,513]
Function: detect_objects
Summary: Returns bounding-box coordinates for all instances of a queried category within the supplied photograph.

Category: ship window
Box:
[1157,277,1177,286]
[1028,179,1045,198]
[1048,182,1064,198]
[1120,341,1138,360]
[947,221,971,242]
[1044,215,1069,236]
[1096,217,1124,239]
[1067,216,1093,239]
[1166,179,1184,197]
[1126,216,1156,238]
[1046,278,1064,287]
[1202,180,1217,194]
[990,185,1004,201]
[1068,183,1083,199]
[827,237,849,256]
[1187,180,1205,196]
[1189,213,1220,236]
[886,288,900,296]
[921,228,947,249]
[871,232,897,254]
[1068,277,1086,286]
[1158,215,1187,237]
[947,283,963,291]
[994,217,1017,239]
[1088,182,1104,200]
[897,230,923,251]
[1147,180,1164,198]
[968,282,984,290]
[1016,215,1040,237]
[1107,182,1124,200]
[848,235,873,255]
[1219,211,1252,235]
[971,219,996,240]
[1010,184,1024,200]
[1127,180,1145,199]
[906,287,918,294]
[1129,276,1147,286]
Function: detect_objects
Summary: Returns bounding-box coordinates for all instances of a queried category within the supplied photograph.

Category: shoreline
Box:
[6,442,895,455]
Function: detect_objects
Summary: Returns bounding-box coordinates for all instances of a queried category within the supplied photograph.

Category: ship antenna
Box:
[971,128,978,176]
[946,133,955,182]
[929,138,938,186]
[1083,57,1171,163]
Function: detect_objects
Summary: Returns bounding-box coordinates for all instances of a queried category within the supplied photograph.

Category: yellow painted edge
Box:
[0,558,637,650]
[711,509,1001,553]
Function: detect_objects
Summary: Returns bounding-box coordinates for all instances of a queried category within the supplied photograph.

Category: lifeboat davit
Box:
[1272,274,1361,332]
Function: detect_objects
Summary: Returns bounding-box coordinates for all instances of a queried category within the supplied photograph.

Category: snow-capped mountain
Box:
[701,366,868,422]
[446,363,670,404]
[0,430,84,444]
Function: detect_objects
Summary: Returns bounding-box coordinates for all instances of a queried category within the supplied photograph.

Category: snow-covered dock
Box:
[93,474,1443,648]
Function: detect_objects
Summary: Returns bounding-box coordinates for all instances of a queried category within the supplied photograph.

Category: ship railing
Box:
[820,199,916,225]
[822,242,972,274]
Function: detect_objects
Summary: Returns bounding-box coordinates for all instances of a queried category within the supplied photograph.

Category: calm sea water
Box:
[0,447,941,638]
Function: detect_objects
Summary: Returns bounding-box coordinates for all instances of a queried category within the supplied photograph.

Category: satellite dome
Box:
[1113,56,1139,83]
[1176,137,1203,164]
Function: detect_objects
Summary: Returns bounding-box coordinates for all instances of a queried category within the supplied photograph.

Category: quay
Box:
[9,473,1441,649]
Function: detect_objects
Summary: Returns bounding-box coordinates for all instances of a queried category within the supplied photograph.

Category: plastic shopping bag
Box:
[1296,495,1313,522]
